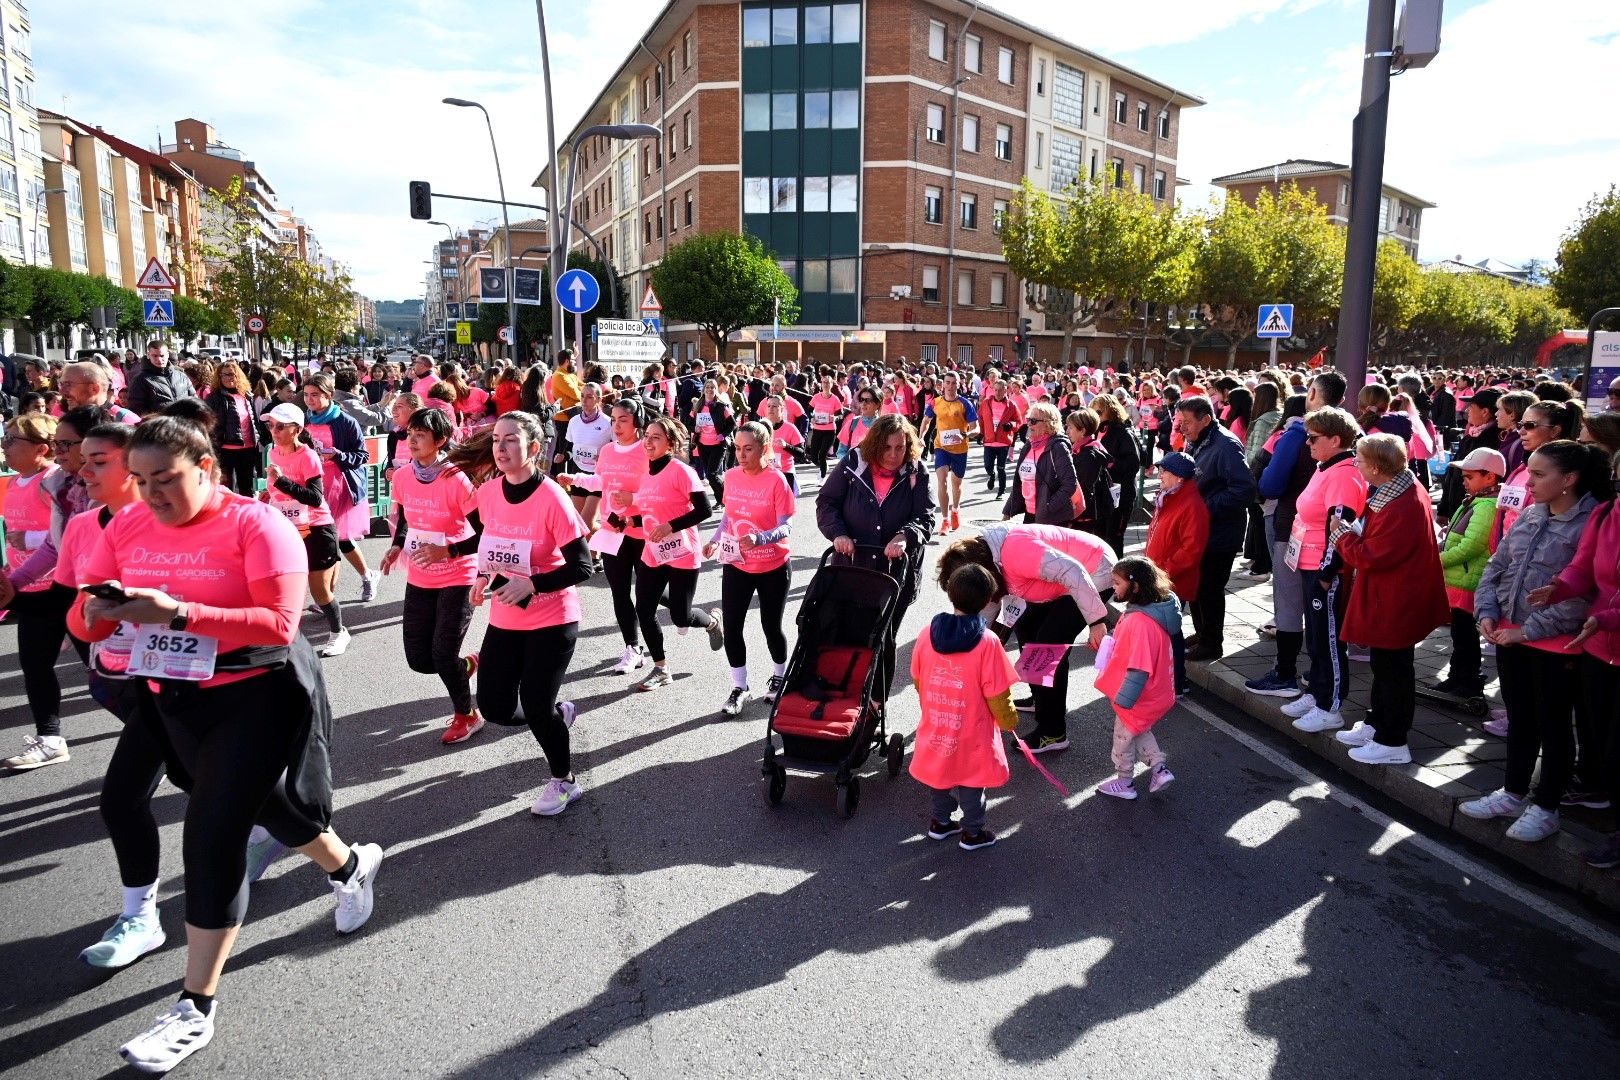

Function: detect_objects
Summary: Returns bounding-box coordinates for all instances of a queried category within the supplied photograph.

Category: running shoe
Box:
[1581,833,1620,869]
[950,508,961,531]
[1148,763,1176,793]
[1258,622,1278,639]
[1280,695,1319,719]
[958,828,997,851]
[1028,735,1069,755]
[555,700,577,730]
[1291,707,1343,733]
[119,999,214,1074]
[245,833,286,883]
[1348,741,1411,766]
[359,570,381,603]
[531,776,582,817]
[1459,788,1527,820]
[637,667,674,691]
[330,843,383,934]
[1505,805,1560,842]
[938,518,950,537]
[927,818,962,840]
[705,610,725,651]
[4,735,69,771]
[318,629,351,658]
[1335,721,1377,748]
[442,711,484,745]
[612,645,646,674]
[1244,670,1301,698]
[765,675,786,702]
[1560,790,1613,810]
[1097,777,1138,800]
[80,914,166,970]
[721,687,752,717]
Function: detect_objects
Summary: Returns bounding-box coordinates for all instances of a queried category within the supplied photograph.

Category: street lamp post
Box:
[427,220,457,357]
[529,0,565,353]
[31,186,68,267]
[443,98,518,362]
[556,123,660,349]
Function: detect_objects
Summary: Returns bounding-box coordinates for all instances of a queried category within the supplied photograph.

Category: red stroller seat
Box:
[772,645,872,741]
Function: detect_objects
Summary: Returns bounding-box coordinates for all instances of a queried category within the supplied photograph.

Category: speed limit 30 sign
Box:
[246,314,267,334]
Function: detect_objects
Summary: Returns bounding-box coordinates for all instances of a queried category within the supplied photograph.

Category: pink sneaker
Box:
[1483,708,1509,738]
[1148,763,1175,793]
[1097,776,1138,800]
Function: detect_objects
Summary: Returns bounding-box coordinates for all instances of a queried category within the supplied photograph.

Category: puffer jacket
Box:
[1475,494,1597,647]
[126,360,195,416]
[1002,433,1078,525]
[1439,493,1498,600]
[1188,418,1256,551]
[815,453,936,556]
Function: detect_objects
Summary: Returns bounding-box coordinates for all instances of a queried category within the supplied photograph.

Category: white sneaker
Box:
[80,914,166,969]
[612,645,646,674]
[359,570,380,603]
[1280,695,1319,719]
[531,776,582,817]
[1291,707,1343,733]
[4,734,70,771]
[1459,788,1527,820]
[555,700,577,730]
[318,628,351,657]
[721,687,752,717]
[1505,804,1560,842]
[119,998,214,1074]
[330,842,382,934]
[1335,721,1377,748]
[1348,741,1411,765]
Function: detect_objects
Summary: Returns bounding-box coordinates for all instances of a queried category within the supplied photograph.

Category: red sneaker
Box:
[950,509,960,531]
[462,654,479,680]
[442,711,485,745]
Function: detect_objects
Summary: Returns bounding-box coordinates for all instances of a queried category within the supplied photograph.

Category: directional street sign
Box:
[595,318,647,336]
[597,333,666,363]
[1257,304,1294,338]
[136,257,178,291]
[142,298,175,327]
[556,269,600,314]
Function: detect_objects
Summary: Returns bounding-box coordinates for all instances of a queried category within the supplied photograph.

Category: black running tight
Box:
[100,709,167,888]
[475,622,578,779]
[696,443,727,502]
[635,562,708,663]
[9,585,72,737]
[808,429,836,477]
[600,539,645,647]
[216,446,260,497]
[402,583,475,713]
[720,563,790,669]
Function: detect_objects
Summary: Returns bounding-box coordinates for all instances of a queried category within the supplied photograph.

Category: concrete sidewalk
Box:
[1187,571,1620,913]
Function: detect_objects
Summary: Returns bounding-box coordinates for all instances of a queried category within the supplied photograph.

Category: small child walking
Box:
[909,563,1020,850]
[1094,555,1180,799]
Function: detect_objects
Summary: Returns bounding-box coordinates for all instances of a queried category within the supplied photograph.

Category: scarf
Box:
[410,452,449,485]
[306,403,342,426]
[1028,433,1052,455]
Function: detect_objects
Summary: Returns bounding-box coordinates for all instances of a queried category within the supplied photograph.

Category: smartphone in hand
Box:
[82,582,131,604]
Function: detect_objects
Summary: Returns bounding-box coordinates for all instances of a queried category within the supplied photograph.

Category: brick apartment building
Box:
[537,0,1199,371]
[1211,159,1432,259]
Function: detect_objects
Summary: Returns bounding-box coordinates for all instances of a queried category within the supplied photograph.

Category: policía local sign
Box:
[597,333,666,363]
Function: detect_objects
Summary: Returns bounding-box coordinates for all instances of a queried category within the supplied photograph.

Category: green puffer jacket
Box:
[1439,493,1498,593]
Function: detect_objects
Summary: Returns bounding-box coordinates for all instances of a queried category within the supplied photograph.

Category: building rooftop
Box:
[1211,158,1435,209]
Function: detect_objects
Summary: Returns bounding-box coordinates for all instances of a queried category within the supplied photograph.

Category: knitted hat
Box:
[1160,451,1197,479]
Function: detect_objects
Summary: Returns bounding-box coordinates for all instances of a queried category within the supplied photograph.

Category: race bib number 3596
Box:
[478,535,532,575]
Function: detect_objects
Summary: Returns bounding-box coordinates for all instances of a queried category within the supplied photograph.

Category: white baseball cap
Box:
[260,402,305,426]
[1455,447,1507,476]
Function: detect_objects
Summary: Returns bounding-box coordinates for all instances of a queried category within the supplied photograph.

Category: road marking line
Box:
[1180,696,1620,957]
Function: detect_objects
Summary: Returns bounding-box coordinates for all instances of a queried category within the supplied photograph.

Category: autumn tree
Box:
[1549,185,1620,323]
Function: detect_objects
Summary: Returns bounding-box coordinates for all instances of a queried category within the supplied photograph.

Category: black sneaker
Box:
[1014,696,1035,713]
[765,675,785,702]
[1561,790,1613,810]
[959,828,998,851]
[927,818,962,840]
[1582,832,1620,869]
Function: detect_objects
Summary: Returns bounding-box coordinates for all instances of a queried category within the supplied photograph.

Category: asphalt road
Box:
[4,468,1620,1079]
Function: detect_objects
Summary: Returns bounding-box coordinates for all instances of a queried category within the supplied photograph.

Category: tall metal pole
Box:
[942,0,981,370]
[470,106,518,362]
[1334,0,1397,391]
[533,0,564,358]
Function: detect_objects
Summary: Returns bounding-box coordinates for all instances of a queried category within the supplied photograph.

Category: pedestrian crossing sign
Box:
[1257,304,1294,339]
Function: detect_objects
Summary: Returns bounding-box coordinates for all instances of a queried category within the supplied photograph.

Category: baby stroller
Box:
[762,546,905,817]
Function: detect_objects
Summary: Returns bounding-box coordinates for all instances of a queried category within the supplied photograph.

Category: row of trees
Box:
[1001,176,1577,368]
[0,259,240,354]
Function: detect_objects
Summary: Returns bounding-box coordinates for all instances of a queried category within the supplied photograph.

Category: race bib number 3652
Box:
[130,625,219,682]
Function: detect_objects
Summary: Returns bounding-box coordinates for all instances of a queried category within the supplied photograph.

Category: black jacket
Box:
[128,360,195,416]
[207,390,261,450]
[1002,434,1078,525]
[816,452,936,606]
[1189,418,1257,551]
[1438,424,1502,520]
[1097,419,1141,486]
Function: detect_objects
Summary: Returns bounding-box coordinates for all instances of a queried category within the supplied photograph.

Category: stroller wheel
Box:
[762,764,787,806]
[836,775,861,818]
[885,733,904,779]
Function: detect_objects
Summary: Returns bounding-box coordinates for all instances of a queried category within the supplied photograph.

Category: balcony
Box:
[0,137,11,159]
[0,188,18,211]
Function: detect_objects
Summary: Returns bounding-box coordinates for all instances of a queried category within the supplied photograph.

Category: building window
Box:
[1113,92,1127,123]
[995,123,1013,161]
[922,266,940,303]
[669,198,678,231]
[656,206,664,238]
[1036,59,1046,96]
[830,174,857,212]
[1153,171,1167,200]
[1034,130,1044,169]
[960,192,977,229]
[925,103,944,143]
[964,34,982,73]
[1137,101,1149,131]
[990,273,1006,307]
[1111,158,1125,188]
[992,199,1008,232]
[773,7,797,45]
[957,271,973,306]
[1339,182,1349,206]
[961,114,979,153]
[1100,346,1113,367]
[744,93,770,131]
[774,177,797,212]
[1093,81,1102,114]
[684,112,692,148]
[997,47,1014,84]
[644,214,652,244]
[1132,164,1146,192]
[100,190,118,230]
[1157,111,1170,138]
[1051,133,1080,191]
[1053,62,1085,126]
[920,344,939,362]
[643,145,652,176]
[805,5,831,43]
[684,30,693,68]
[832,4,860,43]
[924,185,942,224]
[803,259,828,292]
[773,92,797,129]
[744,177,770,213]
[669,48,677,81]
[804,91,831,128]
[1089,148,1100,179]
[743,8,770,47]
[831,90,858,128]
[956,344,973,365]
[804,176,829,212]
[0,215,21,253]
[928,20,946,61]
[830,258,856,294]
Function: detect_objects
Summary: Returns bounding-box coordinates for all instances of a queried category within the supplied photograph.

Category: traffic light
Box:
[408,180,432,220]
[1016,316,1033,361]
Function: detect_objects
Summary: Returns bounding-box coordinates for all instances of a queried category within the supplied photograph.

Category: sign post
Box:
[1256,303,1294,368]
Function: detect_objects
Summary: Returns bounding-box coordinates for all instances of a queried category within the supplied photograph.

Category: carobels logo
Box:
[130,546,211,567]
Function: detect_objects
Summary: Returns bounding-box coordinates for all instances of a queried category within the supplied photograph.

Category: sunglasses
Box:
[1516,421,1550,431]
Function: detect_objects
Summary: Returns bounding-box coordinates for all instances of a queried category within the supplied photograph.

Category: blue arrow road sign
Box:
[1256,303,1294,338]
[143,298,175,327]
[556,269,600,314]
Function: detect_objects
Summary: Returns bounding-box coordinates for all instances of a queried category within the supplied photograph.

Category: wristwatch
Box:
[169,603,190,633]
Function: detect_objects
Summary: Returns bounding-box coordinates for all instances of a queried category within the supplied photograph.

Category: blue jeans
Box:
[982,444,1010,491]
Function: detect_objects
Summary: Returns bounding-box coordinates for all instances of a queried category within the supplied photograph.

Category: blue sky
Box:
[32,0,1619,301]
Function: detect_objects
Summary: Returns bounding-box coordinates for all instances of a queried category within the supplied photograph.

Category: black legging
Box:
[402,583,475,714]
[809,429,837,477]
[696,443,727,503]
[720,563,790,669]
[9,585,73,737]
[1011,594,1085,742]
[217,446,260,496]
[600,540,645,647]
[635,561,708,663]
[100,706,167,888]
[475,621,578,779]
[1107,469,1137,554]
[1577,652,1619,807]
[1498,643,1578,811]
[149,672,326,929]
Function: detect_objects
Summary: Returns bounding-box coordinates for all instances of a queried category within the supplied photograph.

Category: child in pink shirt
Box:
[1093,556,1179,799]
[910,563,1020,851]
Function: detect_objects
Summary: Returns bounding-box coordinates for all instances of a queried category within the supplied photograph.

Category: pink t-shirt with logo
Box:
[633,459,704,570]
[908,626,1017,790]
[719,466,795,573]
[412,374,441,399]
[595,440,651,540]
[268,444,334,529]
[53,507,110,588]
[475,476,588,631]
[756,396,805,424]
[1019,439,1050,508]
[809,392,843,431]
[693,401,726,446]
[3,467,57,593]
[768,422,804,476]
[391,467,479,588]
